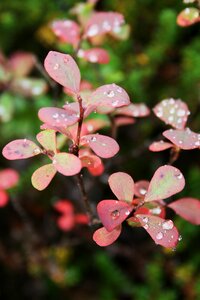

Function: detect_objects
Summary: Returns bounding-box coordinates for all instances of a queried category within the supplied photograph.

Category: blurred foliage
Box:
[0,0,200,299]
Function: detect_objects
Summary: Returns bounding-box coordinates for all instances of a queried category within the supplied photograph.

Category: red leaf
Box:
[149,140,173,152]
[2,139,41,160]
[177,8,200,27]
[136,214,179,248]
[144,165,185,202]
[52,153,81,176]
[108,172,134,203]
[81,134,119,158]
[51,20,80,47]
[88,162,104,176]
[93,225,122,247]
[54,200,74,215]
[80,154,101,169]
[153,98,190,129]
[31,164,57,191]
[38,107,79,127]
[84,12,124,38]
[77,48,110,64]
[163,128,200,150]
[134,180,149,198]
[0,189,9,207]
[97,200,133,231]
[0,169,19,189]
[115,103,150,118]
[44,51,81,94]
[57,215,75,231]
[168,198,200,225]
[90,83,130,108]
[75,214,89,224]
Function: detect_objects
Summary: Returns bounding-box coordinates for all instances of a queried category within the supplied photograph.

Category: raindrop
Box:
[33,148,41,155]
[125,210,130,216]
[53,63,59,70]
[111,210,120,219]
[157,111,163,118]
[87,24,99,37]
[150,207,161,215]
[106,90,115,98]
[156,232,163,240]
[142,216,148,223]
[176,173,183,179]
[162,220,174,230]
[139,188,147,195]
[52,113,59,119]
[178,235,182,241]
[144,224,148,230]
[91,136,97,142]
[177,109,186,117]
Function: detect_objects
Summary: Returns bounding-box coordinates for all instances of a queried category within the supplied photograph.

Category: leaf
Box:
[149,140,173,152]
[31,164,57,191]
[88,161,104,176]
[8,52,35,77]
[44,51,81,94]
[83,118,110,134]
[168,198,200,225]
[77,48,110,64]
[108,172,134,203]
[177,7,200,27]
[163,128,200,150]
[134,180,149,198]
[115,103,150,118]
[153,98,190,129]
[93,225,122,247]
[53,153,81,176]
[115,117,135,127]
[0,189,9,207]
[90,83,130,108]
[10,78,48,97]
[57,215,75,231]
[84,12,124,38]
[0,169,19,189]
[144,165,185,202]
[81,134,119,158]
[38,107,79,127]
[54,200,74,215]
[97,200,133,231]
[36,130,57,152]
[80,154,101,169]
[2,139,42,160]
[51,20,80,47]
[136,214,179,248]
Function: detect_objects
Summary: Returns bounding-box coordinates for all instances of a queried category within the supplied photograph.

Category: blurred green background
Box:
[0,0,200,299]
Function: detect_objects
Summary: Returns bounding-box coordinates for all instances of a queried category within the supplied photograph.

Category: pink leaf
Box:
[108,172,134,203]
[93,225,122,247]
[115,117,135,127]
[136,214,179,248]
[84,12,124,38]
[53,153,81,176]
[44,51,81,94]
[90,84,130,108]
[31,164,57,191]
[36,130,57,153]
[153,98,190,129]
[54,200,74,215]
[80,154,101,169]
[0,189,9,207]
[149,140,173,152]
[134,180,149,198]
[163,128,200,150]
[88,161,104,176]
[51,20,80,47]
[177,8,200,27]
[168,198,200,225]
[144,165,185,202]
[97,200,133,231]
[0,169,19,190]
[115,103,150,118]
[38,107,79,127]
[77,48,110,64]
[81,134,119,158]
[2,139,41,160]
[8,52,35,77]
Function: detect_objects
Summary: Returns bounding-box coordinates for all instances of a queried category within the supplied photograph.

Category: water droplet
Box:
[170,108,175,114]
[156,232,163,240]
[77,49,84,58]
[150,207,162,215]
[139,188,147,195]
[102,21,111,31]
[176,173,183,179]
[117,87,122,93]
[168,116,174,122]
[53,63,59,70]
[178,235,182,241]
[177,109,186,117]
[125,210,130,216]
[157,111,163,118]
[111,210,120,219]
[52,113,59,119]
[87,24,99,37]
[91,136,97,142]
[162,220,174,230]
[33,148,41,155]
[106,90,115,98]
[89,54,98,63]
[144,224,148,230]
[142,216,148,223]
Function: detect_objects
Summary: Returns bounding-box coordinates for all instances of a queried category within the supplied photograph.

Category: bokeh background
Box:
[0,0,200,299]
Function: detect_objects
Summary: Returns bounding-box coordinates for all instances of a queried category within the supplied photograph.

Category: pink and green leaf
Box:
[97,200,133,231]
[31,164,57,191]
[93,225,122,247]
[168,198,200,225]
[44,51,81,94]
[153,98,190,129]
[136,214,179,248]
[36,130,57,153]
[144,165,185,202]
[177,7,200,27]
[149,140,173,152]
[2,139,41,160]
[8,52,36,77]
[81,134,119,158]
[163,128,200,150]
[53,153,81,176]
[108,172,134,203]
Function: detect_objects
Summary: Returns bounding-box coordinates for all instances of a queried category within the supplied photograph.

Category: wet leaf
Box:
[144,165,185,202]
[31,164,57,191]
[149,140,173,152]
[2,139,41,160]
[115,103,150,118]
[51,19,80,47]
[163,128,200,150]
[38,107,79,127]
[93,225,122,246]
[77,48,110,64]
[134,180,149,198]
[177,7,200,27]
[108,172,134,203]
